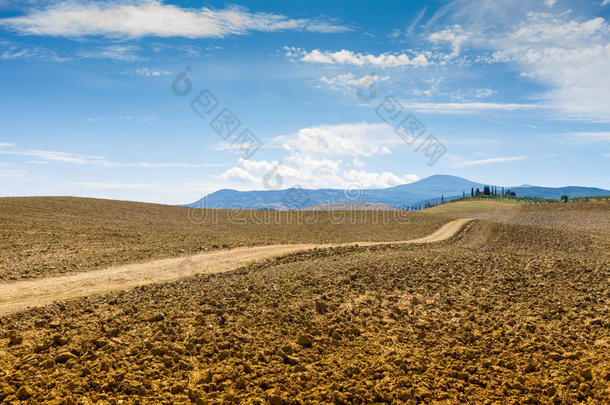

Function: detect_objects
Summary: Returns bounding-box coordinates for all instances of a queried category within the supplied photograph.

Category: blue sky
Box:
[0,0,609,204]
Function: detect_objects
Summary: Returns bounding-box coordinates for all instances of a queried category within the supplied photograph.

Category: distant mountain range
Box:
[186,175,610,210]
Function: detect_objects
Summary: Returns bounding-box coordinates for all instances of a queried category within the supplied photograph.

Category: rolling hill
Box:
[187,175,610,210]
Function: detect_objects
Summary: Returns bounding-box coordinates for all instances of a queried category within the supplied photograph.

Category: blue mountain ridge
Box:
[186,175,610,210]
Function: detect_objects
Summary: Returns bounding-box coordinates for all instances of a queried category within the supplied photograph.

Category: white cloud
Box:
[407,7,428,35]
[128,162,217,168]
[218,122,418,190]
[453,155,526,168]
[472,88,496,98]
[86,114,157,123]
[429,25,468,58]
[0,169,27,178]
[399,101,540,114]
[0,146,216,168]
[602,0,610,6]
[562,132,610,143]
[79,45,141,61]
[352,157,365,168]
[87,116,133,123]
[433,7,610,121]
[0,40,65,61]
[603,153,610,158]
[343,169,419,188]
[227,156,419,190]
[221,167,258,183]
[319,73,389,91]
[286,47,431,68]
[70,181,217,193]
[544,0,557,8]
[1,149,96,164]
[133,67,171,77]
[0,2,348,38]
[0,142,15,148]
[275,122,398,157]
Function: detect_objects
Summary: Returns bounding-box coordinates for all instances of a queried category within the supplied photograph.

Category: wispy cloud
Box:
[399,101,540,114]
[86,116,133,123]
[319,73,389,92]
[562,132,610,143]
[0,2,348,38]
[428,25,468,58]
[0,146,218,168]
[544,0,557,8]
[86,114,157,123]
[0,169,27,178]
[407,7,428,35]
[453,155,526,168]
[427,2,610,121]
[285,47,431,68]
[132,67,172,77]
[0,142,16,148]
[0,40,66,61]
[79,45,141,61]
[70,181,219,195]
[0,149,99,164]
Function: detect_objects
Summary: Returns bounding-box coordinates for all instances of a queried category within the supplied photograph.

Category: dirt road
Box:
[0,218,472,315]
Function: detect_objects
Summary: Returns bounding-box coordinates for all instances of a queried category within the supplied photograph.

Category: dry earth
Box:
[0,199,608,404]
[0,219,471,316]
[0,197,446,282]
[426,199,610,235]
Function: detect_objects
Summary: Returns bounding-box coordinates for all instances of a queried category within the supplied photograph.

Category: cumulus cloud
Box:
[221,157,419,190]
[219,123,418,190]
[343,169,419,188]
[0,1,348,38]
[275,123,399,157]
[221,167,258,183]
[285,47,430,68]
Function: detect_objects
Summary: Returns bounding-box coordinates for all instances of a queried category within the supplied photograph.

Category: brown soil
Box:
[0,219,472,316]
[429,199,610,236]
[0,197,447,282]
[1,219,608,404]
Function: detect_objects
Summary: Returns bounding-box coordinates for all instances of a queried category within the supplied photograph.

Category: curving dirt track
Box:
[0,218,471,316]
